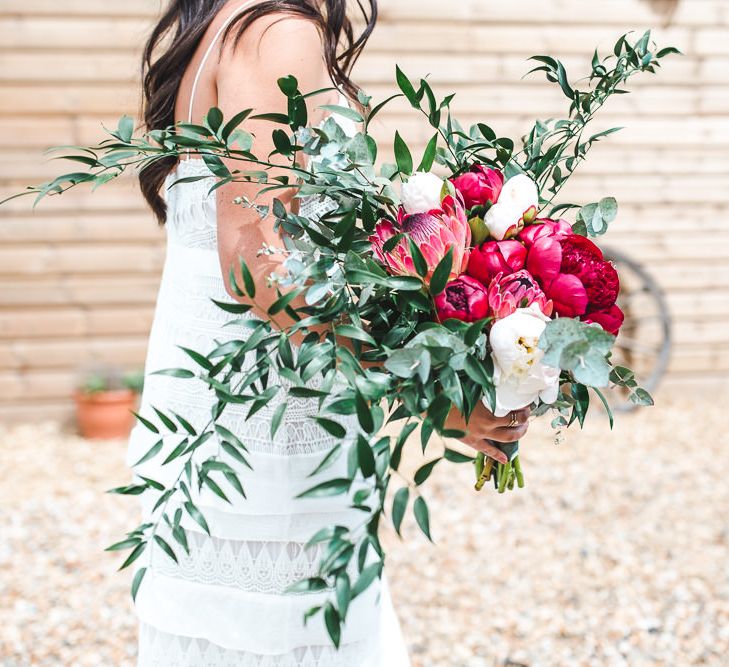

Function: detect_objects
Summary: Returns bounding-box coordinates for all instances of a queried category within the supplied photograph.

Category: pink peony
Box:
[450,165,504,210]
[519,218,573,247]
[488,270,553,319]
[369,194,471,282]
[435,275,490,323]
[466,240,527,286]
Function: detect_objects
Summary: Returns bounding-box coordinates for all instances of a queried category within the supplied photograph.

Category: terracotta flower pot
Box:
[74,389,138,440]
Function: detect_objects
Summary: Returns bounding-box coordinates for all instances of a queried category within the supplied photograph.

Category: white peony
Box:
[484,173,539,240]
[400,171,445,215]
[485,303,560,417]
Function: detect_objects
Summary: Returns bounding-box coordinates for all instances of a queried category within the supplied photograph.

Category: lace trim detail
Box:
[299,195,338,221]
[138,623,376,667]
[151,531,327,595]
[165,161,218,251]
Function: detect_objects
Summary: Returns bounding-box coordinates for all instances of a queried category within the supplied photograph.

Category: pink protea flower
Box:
[369,194,471,282]
[488,270,553,319]
[435,275,489,323]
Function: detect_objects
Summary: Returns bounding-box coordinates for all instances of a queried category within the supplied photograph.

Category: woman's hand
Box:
[444,403,531,464]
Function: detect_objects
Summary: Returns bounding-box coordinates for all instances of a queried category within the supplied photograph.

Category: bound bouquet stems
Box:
[474,442,523,493]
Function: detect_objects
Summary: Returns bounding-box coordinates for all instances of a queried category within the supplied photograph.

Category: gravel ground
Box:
[1,389,728,666]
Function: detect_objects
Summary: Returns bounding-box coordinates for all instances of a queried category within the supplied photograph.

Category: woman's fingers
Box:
[493,407,531,428]
[487,409,532,443]
[473,439,508,464]
[462,404,532,453]
[491,422,530,442]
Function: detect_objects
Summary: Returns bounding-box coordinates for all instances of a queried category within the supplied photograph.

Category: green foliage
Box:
[540,318,615,387]
[9,31,668,647]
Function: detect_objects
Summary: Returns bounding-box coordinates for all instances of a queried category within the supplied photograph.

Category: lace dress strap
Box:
[186,0,259,125]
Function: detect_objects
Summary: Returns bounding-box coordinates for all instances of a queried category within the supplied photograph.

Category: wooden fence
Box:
[1,0,728,421]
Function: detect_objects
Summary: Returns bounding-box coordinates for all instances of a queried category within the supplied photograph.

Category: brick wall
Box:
[1,0,728,421]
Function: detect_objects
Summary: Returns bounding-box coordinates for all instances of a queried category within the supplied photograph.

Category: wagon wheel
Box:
[601,246,672,412]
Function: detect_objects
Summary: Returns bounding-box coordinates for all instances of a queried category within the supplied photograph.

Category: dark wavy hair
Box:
[140,0,378,223]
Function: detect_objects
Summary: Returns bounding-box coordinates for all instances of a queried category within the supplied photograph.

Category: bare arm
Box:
[214,15,333,325]
[213,17,533,452]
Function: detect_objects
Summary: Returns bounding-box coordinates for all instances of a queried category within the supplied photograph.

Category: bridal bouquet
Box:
[370,165,630,491]
[9,31,675,645]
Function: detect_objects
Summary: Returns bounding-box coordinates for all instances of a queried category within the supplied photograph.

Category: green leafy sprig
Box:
[1,32,671,646]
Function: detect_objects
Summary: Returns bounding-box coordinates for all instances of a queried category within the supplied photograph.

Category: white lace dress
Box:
[128,155,410,666]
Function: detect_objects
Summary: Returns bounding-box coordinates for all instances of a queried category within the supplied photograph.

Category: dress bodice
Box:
[163,159,342,251]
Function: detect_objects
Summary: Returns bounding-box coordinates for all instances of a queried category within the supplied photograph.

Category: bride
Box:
[129,1,532,664]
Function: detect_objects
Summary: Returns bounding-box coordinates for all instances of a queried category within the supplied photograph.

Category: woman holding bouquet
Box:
[130,0,531,664]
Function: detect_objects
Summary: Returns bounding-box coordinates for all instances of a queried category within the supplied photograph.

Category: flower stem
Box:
[474,452,495,491]
[498,461,511,493]
[513,456,525,488]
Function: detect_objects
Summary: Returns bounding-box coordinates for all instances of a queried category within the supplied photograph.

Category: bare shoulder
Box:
[218,11,327,86]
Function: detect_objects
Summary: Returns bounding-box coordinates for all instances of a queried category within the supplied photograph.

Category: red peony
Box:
[560,236,620,312]
[582,304,625,336]
[466,239,527,286]
[521,220,624,334]
[450,165,504,210]
[435,275,490,323]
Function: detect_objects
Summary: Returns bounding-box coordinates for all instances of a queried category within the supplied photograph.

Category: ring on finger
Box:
[507,411,520,428]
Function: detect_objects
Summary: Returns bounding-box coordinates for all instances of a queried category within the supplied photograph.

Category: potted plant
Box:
[74,368,144,439]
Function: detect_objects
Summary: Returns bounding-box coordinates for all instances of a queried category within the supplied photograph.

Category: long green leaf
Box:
[184,501,210,535]
[307,443,343,478]
[270,402,287,438]
[105,537,141,552]
[394,131,413,175]
[355,392,374,433]
[132,411,159,434]
[444,448,474,464]
[151,368,195,379]
[392,487,409,536]
[352,561,382,597]
[417,133,438,172]
[314,418,346,439]
[297,477,351,499]
[428,247,453,296]
[153,535,178,563]
[413,496,432,542]
[131,439,163,467]
[333,324,375,346]
[407,237,428,278]
[414,458,441,485]
[319,104,364,123]
[152,407,178,432]
[357,435,376,478]
[131,566,146,602]
[395,66,419,108]
[324,602,341,648]
[119,542,146,570]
